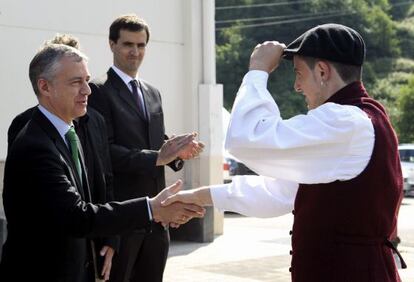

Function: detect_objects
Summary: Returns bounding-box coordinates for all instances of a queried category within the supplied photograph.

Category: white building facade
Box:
[0,0,223,242]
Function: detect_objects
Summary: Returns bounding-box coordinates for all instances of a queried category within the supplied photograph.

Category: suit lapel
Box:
[77,139,92,202]
[108,68,148,122]
[32,109,86,200]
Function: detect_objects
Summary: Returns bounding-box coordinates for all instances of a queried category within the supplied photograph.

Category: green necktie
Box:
[65,126,82,181]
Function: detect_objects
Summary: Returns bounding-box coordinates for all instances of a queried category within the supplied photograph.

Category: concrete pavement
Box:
[164,197,414,281]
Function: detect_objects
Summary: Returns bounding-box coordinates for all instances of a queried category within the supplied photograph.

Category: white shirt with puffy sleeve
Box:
[210,70,375,218]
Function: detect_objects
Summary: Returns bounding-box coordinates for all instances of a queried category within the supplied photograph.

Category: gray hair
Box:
[29,44,88,96]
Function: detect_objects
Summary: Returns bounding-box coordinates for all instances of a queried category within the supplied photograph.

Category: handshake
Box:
[149,132,211,227]
[148,180,212,228]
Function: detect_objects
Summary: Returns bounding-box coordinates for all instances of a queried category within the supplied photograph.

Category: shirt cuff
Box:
[146,197,153,221]
[209,183,231,212]
[242,70,269,87]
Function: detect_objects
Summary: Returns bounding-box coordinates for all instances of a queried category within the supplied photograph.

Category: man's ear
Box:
[109,40,115,52]
[37,78,51,97]
[316,60,331,81]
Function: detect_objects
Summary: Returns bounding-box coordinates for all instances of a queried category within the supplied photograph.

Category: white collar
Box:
[38,105,72,146]
[111,65,139,88]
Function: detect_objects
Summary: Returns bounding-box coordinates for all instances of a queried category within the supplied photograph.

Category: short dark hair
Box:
[301,56,362,84]
[109,14,150,43]
[29,44,87,96]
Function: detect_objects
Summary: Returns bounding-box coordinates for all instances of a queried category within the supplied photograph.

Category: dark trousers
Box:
[109,223,169,282]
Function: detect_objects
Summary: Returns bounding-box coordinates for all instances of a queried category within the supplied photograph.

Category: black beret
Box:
[283,23,365,66]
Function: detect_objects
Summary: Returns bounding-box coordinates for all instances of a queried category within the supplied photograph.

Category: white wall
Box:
[0,0,191,160]
[0,1,224,236]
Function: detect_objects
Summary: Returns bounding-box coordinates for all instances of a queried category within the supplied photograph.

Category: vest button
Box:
[289,230,293,235]
[289,250,293,255]
[289,267,292,272]
[292,210,295,215]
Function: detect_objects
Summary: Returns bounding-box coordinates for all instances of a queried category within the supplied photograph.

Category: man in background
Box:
[89,14,203,282]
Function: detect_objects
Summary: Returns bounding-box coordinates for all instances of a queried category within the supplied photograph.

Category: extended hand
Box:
[161,187,213,208]
[156,133,196,166]
[149,180,206,227]
[249,41,286,73]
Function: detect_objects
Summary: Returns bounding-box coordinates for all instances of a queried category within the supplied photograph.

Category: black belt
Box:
[385,239,407,269]
[335,236,407,269]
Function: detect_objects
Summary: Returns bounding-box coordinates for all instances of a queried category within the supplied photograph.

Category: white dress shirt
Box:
[38,105,72,146]
[211,70,375,218]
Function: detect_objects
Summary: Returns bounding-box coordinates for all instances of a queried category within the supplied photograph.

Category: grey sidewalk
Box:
[164,198,414,282]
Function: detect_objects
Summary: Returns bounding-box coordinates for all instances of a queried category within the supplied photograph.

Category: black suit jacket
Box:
[7,107,34,153]
[7,106,119,250]
[89,68,182,201]
[74,107,120,271]
[0,108,150,281]
[8,107,115,205]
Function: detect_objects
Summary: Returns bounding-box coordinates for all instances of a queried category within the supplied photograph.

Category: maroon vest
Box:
[291,82,403,282]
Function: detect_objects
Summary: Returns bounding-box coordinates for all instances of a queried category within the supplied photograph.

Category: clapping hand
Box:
[156,133,204,166]
[171,132,205,160]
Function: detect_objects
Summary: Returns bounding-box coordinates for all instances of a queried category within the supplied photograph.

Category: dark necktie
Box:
[129,79,146,120]
[65,126,82,181]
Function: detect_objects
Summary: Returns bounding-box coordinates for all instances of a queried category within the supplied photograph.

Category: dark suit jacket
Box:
[0,108,151,281]
[74,107,120,271]
[7,106,119,256]
[7,107,34,153]
[89,68,182,202]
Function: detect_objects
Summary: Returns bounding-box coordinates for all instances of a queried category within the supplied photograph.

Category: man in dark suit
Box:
[0,43,204,282]
[8,105,118,280]
[88,14,204,282]
[6,34,119,280]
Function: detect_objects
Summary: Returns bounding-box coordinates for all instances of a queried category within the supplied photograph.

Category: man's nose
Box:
[82,82,91,96]
[294,81,301,93]
[130,45,139,56]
